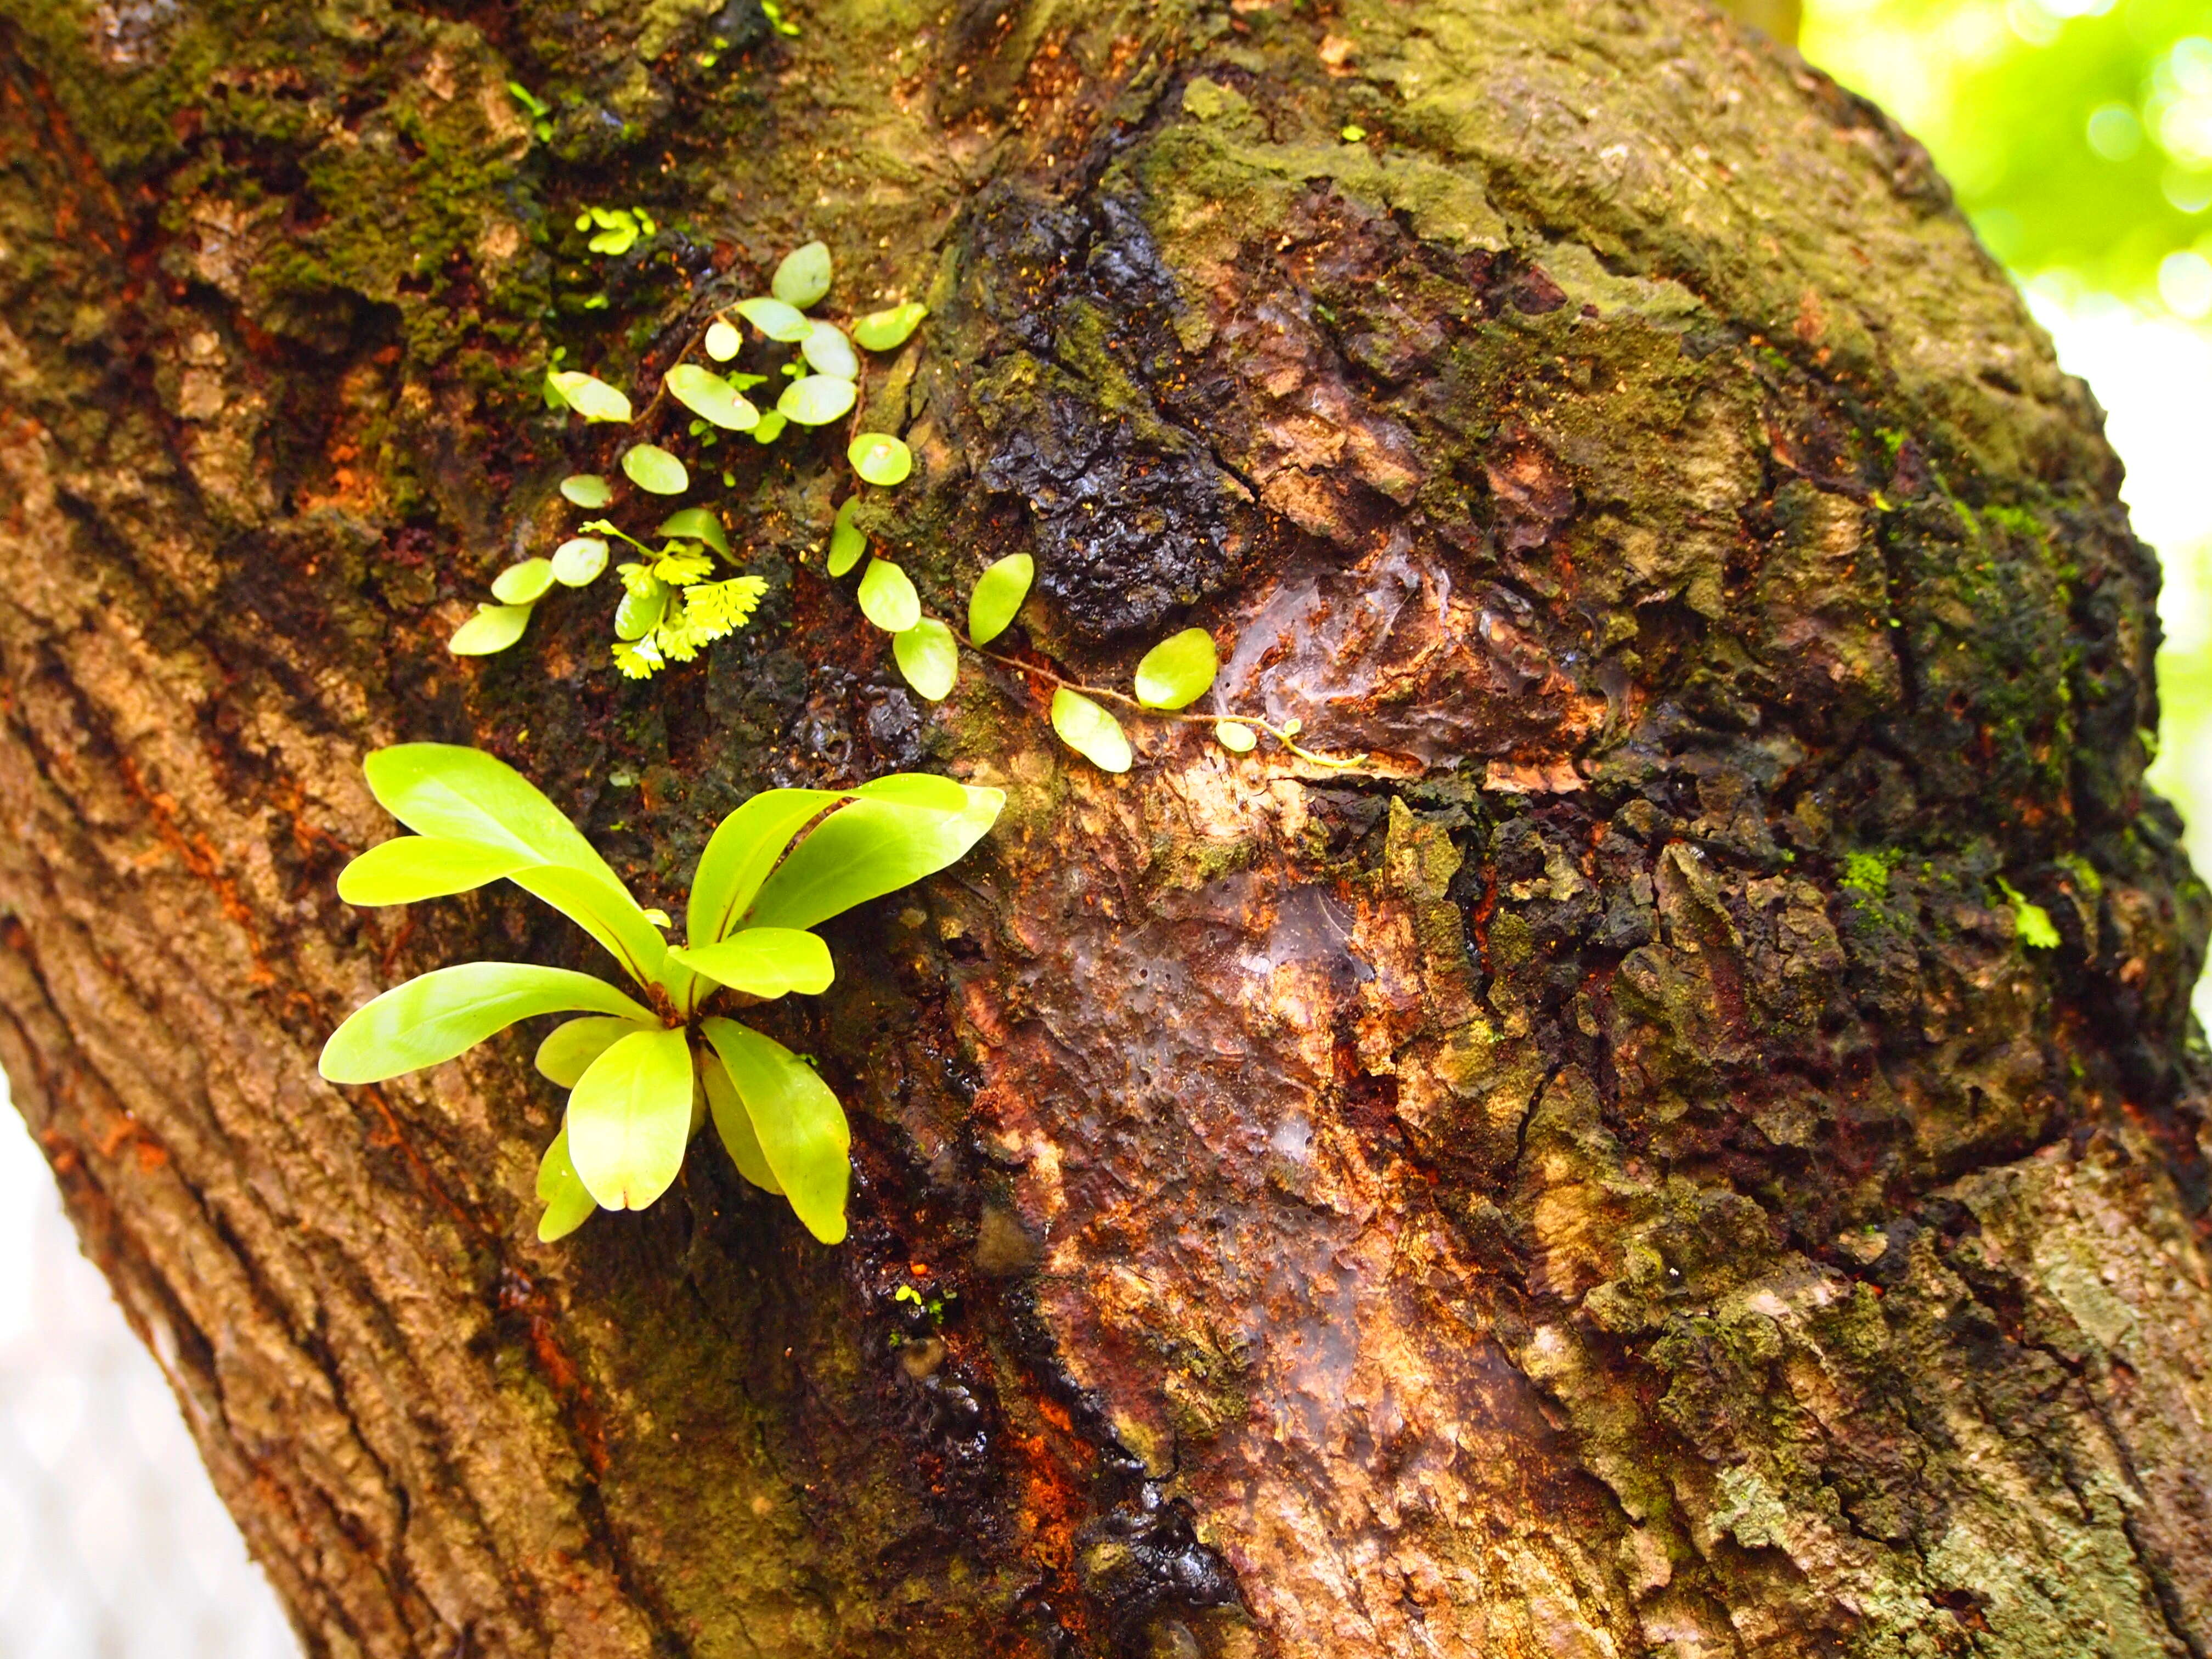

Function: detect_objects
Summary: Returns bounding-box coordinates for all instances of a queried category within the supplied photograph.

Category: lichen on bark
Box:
[2,0,2209,1656]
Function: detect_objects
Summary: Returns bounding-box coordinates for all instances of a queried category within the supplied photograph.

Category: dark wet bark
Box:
[2,1,2209,1655]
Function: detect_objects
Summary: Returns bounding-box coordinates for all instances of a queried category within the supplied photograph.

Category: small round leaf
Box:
[615,583,667,641]
[450,603,532,656]
[771,240,833,309]
[1134,627,1218,710]
[848,432,912,486]
[800,321,859,380]
[1214,720,1257,753]
[967,552,1034,645]
[622,444,689,495]
[552,537,610,586]
[856,558,921,633]
[548,370,632,422]
[1050,689,1132,774]
[703,319,741,361]
[852,303,928,352]
[828,497,867,577]
[560,473,613,507]
[657,508,731,556]
[665,364,759,431]
[893,618,958,702]
[491,559,555,605]
[752,410,789,444]
[733,296,810,341]
[778,374,857,426]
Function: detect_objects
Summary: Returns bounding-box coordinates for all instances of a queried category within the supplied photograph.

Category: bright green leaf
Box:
[852,302,928,352]
[560,473,613,507]
[363,745,623,888]
[669,927,834,999]
[551,537,610,586]
[665,363,759,431]
[701,1018,849,1243]
[565,1027,696,1210]
[685,787,851,950]
[771,240,833,309]
[967,552,1033,645]
[854,773,970,811]
[828,497,866,577]
[777,374,856,426]
[492,560,555,605]
[336,837,529,906]
[1215,719,1257,753]
[548,370,632,422]
[733,295,810,341]
[848,432,912,486]
[508,864,676,992]
[701,1052,781,1192]
[450,603,532,656]
[536,1014,651,1087]
[1134,627,1218,710]
[535,1127,599,1242]
[893,618,957,701]
[800,321,857,380]
[703,319,741,362]
[320,962,652,1084]
[751,410,788,444]
[1051,688,1132,773]
[856,558,920,632]
[615,582,666,641]
[622,444,689,495]
[657,507,731,556]
[744,783,1005,931]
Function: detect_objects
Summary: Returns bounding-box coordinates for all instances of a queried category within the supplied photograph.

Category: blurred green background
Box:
[1756,0,2212,1017]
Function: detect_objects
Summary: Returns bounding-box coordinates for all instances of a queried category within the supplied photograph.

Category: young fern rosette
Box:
[318,744,1002,1244]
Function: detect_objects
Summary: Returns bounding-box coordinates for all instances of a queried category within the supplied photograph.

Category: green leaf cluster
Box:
[322,745,1004,1244]
[470,241,933,682]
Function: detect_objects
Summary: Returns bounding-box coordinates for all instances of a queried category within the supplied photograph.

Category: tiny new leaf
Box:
[893,618,958,702]
[622,444,690,495]
[771,241,833,309]
[450,603,531,656]
[856,558,922,633]
[733,296,811,341]
[665,364,759,431]
[828,497,867,577]
[1051,689,1133,773]
[552,537,610,585]
[848,432,912,486]
[492,560,555,605]
[852,303,928,352]
[967,553,1034,645]
[778,374,857,426]
[1134,627,1218,710]
[657,507,731,556]
[548,371,633,423]
[800,322,859,380]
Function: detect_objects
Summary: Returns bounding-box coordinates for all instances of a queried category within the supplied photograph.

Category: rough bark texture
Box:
[2,0,2210,1654]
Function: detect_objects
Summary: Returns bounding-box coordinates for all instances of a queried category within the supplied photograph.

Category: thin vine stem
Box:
[952,631,1367,770]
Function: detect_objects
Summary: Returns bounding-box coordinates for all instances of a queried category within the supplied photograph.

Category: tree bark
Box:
[2,0,2209,1654]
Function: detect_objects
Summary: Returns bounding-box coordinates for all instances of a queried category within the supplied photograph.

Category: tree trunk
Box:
[2,0,2209,1653]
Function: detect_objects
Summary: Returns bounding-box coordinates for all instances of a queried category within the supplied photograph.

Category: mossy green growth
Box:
[1839,849,1899,899]
[1995,878,2061,949]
